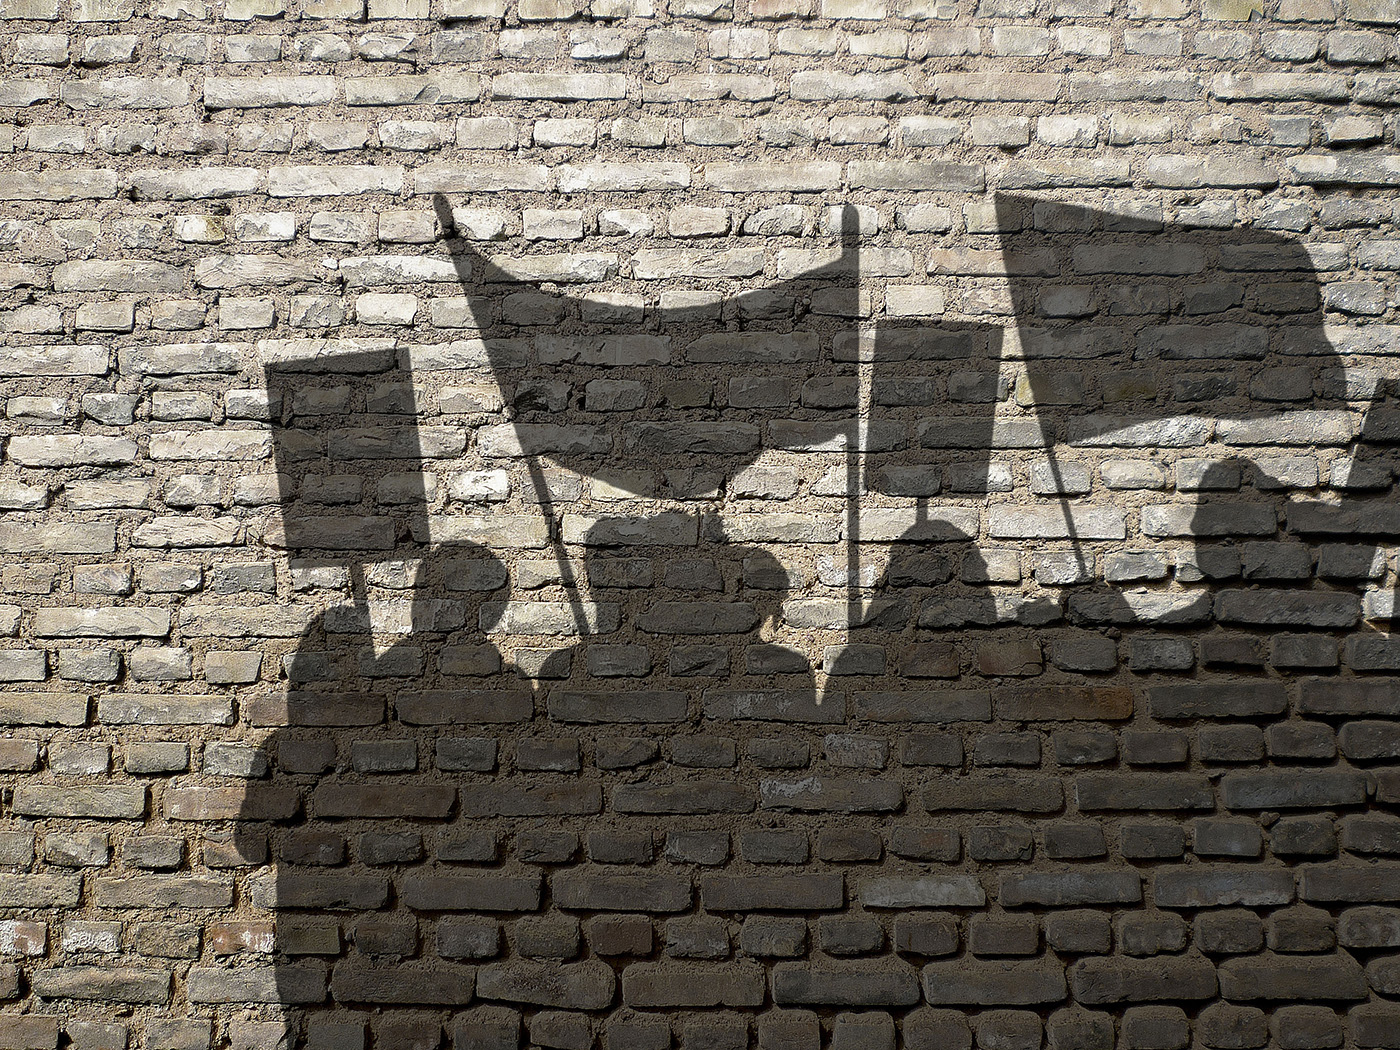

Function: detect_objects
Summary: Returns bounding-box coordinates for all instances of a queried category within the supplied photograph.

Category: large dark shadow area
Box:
[240,195,1389,1042]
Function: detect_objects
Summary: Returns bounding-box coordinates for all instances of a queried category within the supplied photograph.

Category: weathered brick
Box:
[476,961,613,1010]
[0,1016,58,1050]
[934,72,1061,100]
[31,966,169,1003]
[988,507,1125,541]
[186,966,326,1004]
[704,689,846,724]
[702,162,841,192]
[773,962,920,1006]
[997,686,1132,721]
[400,874,541,912]
[9,437,138,468]
[854,690,990,723]
[1155,869,1294,908]
[623,962,765,1007]
[0,877,78,909]
[921,958,1068,1005]
[554,873,690,912]
[1300,678,1400,716]
[760,777,902,813]
[205,76,336,108]
[458,784,601,817]
[1218,953,1366,1001]
[330,961,475,1005]
[860,876,985,908]
[0,170,117,200]
[557,163,690,192]
[848,160,983,191]
[614,781,754,814]
[0,693,86,726]
[1068,953,1217,1004]
[92,876,232,909]
[1300,863,1400,902]
[12,785,145,819]
[1222,771,1368,809]
[1147,682,1286,719]
[1213,72,1348,100]
[98,694,232,726]
[164,787,296,822]
[493,73,626,99]
[1000,870,1142,907]
[0,345,108,376]
[313,783,455,819]
[248,872,387,910]
[703,875,844,912]
[924,776,1065,813]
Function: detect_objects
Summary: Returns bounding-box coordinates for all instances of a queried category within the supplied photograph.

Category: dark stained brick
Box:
[1068,953,1217,1004]
[772,962,921,1007]
[921,958,1068,1006]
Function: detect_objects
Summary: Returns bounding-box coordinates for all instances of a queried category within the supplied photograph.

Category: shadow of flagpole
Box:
[429,191,591,641]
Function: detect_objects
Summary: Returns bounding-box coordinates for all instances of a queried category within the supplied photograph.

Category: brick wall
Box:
[3,0,1400,1047]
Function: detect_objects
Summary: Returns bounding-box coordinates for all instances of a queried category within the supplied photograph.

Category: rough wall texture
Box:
[5,0,1400,1047]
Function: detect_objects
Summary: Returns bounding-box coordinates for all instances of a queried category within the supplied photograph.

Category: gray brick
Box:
[31,966,168,1004]
[13,785,145,818]
[1219,953,1366,1001]
[772,962,920,1007]
[1222,771,1368,809]
[1000,870,1142,907]
[623,962,764,1007]
[476,961,613,1009]
[1068,953,1217,1004]
[921,958,1068,1005]
[703,875,844,912]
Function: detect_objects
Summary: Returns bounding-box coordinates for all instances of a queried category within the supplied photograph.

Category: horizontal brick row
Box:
[12,155,1400,201]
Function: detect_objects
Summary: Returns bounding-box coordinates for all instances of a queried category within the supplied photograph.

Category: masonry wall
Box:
[3,0,1400,1047]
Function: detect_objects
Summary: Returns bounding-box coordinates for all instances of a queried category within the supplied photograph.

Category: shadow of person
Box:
[241,348,523,1034]
[236,539,515,1027]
